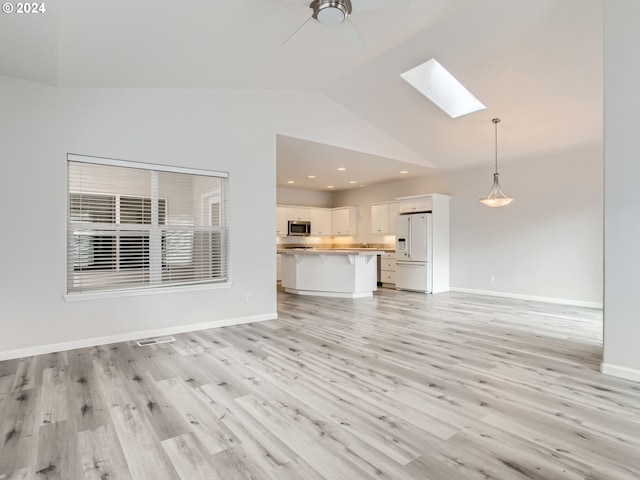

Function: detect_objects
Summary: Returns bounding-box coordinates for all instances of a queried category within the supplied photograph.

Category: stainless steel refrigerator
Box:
[395,213,432,293]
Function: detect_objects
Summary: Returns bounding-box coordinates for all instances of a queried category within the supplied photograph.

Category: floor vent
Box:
[136,336,176,347]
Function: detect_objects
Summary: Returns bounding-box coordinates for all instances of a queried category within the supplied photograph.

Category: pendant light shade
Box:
[480,118,514,207]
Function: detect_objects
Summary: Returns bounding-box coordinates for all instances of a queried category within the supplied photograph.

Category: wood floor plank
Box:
[104,344,192,442]
[0,388,41,474]
[267,458,328,480]
[10,356,39,392]
[161,432,222,480]
[66,350,110,432]
[92,357,180,480]
[482,412,640,479]
[235,393,372,480]
[0,359,16,395]
[155,376,240,456]
[0,467,34,480]
[78,424,133,480]
[209,445,263,480]
[35,419,82,480]
[39,366,70,426]
[199,383,299,474]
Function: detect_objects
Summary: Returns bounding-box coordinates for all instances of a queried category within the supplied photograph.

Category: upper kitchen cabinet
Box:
[310,208,332,236]
[371,202,399,234]
[276,206,288,236]
[276,206,310,236]
[276,204,357,237]
[332,207,358,235]
[398,195,432,214]
[287,207,310,221]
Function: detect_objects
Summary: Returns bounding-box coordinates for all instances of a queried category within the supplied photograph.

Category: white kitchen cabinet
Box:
[331,207,357,235]
[371,203,388,234]
[380,252,396,286]
[276,206,288,236]
[310,208,332,236]
[287,207,310,221]
[397,195,432,214]
[371,202,399,234]
[276,204,356,236]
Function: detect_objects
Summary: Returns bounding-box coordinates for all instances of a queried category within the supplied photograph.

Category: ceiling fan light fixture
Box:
[311,0,352,26]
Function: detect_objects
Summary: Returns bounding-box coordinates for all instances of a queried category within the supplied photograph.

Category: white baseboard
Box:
[601,362,640,382]
[0,312,278,362]
[449,287,603,309]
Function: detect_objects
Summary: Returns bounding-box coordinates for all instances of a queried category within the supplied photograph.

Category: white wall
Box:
[450,145,602,305]
[334,144,603,306]
[0,77,276,358]
[602,1,640,380]
[276,187,333,208]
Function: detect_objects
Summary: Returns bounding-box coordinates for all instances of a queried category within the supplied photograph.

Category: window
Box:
[67,155,229,294]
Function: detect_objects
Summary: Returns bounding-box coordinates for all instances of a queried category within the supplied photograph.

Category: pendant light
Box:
[480,118,514,207]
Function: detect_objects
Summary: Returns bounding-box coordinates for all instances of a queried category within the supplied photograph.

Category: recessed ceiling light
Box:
[349,181,357,184]
[327,185,334,189]
[400,58,485,119]
[400,170,409,174]
[308,175,316,179]
[337,167,346,171]
[287,180,295,184]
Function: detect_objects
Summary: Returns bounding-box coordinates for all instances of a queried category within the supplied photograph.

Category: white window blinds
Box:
[67,155,229,294]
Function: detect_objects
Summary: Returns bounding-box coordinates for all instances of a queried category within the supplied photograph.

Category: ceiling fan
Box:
[283,0,409,48]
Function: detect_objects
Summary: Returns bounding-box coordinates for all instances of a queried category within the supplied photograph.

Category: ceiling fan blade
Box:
[283,15,313,45]
[335,18,366,49]
[351,0,409,13]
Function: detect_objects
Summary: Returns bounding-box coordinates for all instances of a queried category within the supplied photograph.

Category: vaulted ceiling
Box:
[0,0,603,191]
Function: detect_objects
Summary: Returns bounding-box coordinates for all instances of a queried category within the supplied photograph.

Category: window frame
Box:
[65,154,231,300]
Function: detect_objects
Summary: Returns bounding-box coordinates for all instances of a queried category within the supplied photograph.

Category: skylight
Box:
[400,58,485,119]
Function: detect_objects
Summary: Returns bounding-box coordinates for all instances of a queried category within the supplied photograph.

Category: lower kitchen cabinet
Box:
[380,252,396,286]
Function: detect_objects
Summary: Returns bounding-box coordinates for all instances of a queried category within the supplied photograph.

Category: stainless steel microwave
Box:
[288,220,311,236]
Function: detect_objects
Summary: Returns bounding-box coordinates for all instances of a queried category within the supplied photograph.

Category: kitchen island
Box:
[278,249,383,298]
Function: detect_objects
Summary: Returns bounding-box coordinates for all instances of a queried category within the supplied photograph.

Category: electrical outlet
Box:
[490,275,495,283]
[246,293,253,303]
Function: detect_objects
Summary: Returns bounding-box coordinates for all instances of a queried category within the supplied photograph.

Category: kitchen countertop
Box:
[278,248,385,255]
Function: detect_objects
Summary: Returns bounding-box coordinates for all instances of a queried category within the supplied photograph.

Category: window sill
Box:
[64,281,233,302]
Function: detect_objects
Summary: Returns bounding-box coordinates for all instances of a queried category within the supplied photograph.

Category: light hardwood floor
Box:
[1,289,639,479]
